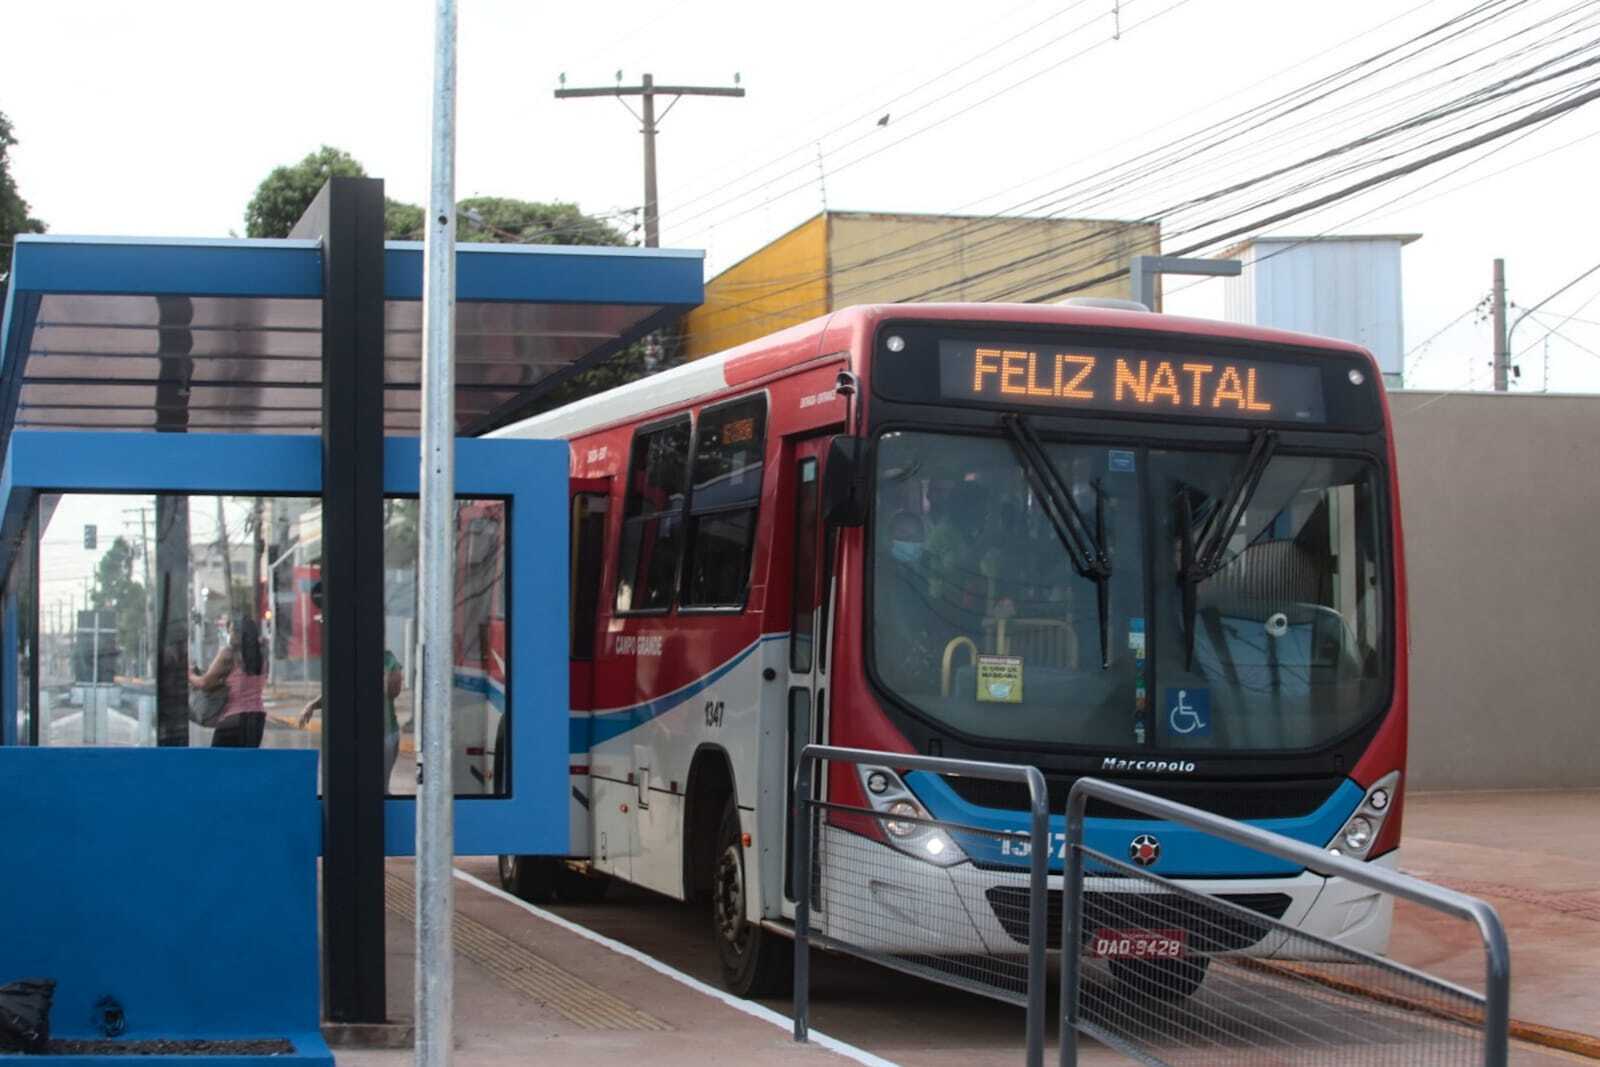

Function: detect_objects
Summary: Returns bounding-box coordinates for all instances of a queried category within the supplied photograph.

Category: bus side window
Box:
[681,396,767,610]
[790,458,819,672]
[615,416,692,613]
[570,492,609,659]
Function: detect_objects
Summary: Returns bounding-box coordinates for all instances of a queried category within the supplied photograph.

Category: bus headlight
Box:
[883,801,920,837]
[1328,771,1399,859]
[1341,817,1374,852]
[856,765,968,868]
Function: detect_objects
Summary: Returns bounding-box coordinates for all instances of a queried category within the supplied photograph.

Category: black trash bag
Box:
[0,978,56,1053]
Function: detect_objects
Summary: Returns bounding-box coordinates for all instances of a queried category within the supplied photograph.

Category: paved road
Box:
[457,855,1584,1066]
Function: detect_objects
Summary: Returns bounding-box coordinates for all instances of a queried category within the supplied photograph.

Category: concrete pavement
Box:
[1394,789,1600,1048]
[345,789,1599,1065]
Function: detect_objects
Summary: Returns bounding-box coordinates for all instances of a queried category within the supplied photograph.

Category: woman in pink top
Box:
[189,615,268,748]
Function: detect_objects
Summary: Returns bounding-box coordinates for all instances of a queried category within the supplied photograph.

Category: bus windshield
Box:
[870,430,1387,753]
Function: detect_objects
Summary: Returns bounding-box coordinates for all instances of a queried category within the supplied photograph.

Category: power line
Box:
[667,0,1540,244]
[1508,254,1600,353]
[674,0,1585,338]
[1514,278,1600,356]
[554,73,745,247]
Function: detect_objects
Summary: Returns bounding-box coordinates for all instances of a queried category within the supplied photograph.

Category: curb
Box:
[1237,958,1600,1060]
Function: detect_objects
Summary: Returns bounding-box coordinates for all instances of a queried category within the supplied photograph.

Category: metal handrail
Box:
[1057,777,1511,1067]
[792,744,1052,1067]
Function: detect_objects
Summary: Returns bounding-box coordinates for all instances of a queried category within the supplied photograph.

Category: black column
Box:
[154,295,194,746]
[293,177,388,1023]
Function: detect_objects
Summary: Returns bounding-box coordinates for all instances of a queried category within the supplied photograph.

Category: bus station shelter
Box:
[0,177,702,1055]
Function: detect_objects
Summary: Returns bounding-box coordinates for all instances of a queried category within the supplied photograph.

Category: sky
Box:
[3,0,1599,401]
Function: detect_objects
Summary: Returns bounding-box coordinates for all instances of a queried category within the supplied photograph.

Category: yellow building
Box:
[679,210,1161,361]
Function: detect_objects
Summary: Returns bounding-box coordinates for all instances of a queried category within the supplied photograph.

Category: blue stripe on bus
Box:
[451,670,506,712]
[905,770,1364,878]
[569,633,785,753]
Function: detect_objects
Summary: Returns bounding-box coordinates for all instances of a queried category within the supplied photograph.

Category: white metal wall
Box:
[1224,238,1409,380]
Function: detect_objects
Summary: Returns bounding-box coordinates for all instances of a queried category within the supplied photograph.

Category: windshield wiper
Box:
[1002,414,1114,669]
[1177,429,1279,669]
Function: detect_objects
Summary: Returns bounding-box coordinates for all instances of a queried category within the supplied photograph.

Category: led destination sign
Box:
[939,340,1327,423]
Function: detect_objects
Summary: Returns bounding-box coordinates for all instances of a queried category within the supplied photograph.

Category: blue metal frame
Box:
[0,430,569,857]
[0,232,705,443]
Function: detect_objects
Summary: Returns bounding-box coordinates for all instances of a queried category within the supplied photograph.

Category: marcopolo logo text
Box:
[1101,757,1197,774]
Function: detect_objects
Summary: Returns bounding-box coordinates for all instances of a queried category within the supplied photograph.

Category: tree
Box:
[244,145,369,238]
[0,109,46,285]
[456,196,631,246]
[244,152,659,413]
[91,537,147,679]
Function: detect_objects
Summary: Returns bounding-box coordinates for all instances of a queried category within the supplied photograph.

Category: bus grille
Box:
[945,775,1342,821]
[984,888,1293,951]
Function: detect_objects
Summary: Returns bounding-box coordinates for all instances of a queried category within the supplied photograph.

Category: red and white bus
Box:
[492,302,1406,999]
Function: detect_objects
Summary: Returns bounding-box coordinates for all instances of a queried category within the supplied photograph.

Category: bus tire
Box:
[556,862,612,903]
[712,797,792,998]
[1108,955,1211,1003]
[498,854,557,905]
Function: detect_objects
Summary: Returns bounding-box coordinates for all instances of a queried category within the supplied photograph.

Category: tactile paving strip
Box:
[385,873,671,1031]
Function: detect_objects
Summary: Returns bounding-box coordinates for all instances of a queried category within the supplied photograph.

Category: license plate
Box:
[1089,928,1187,959]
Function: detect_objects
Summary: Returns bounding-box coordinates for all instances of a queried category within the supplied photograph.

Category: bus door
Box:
[784,435,834,901]
[569,478,609,859]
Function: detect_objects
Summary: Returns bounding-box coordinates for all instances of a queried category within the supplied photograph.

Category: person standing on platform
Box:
[191,615,268,748]
[299,649,404,788]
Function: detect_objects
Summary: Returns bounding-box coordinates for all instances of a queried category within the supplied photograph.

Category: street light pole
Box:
[417,1,458,1065]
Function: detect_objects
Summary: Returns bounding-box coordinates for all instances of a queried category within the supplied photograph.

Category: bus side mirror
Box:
[823,436,868,527]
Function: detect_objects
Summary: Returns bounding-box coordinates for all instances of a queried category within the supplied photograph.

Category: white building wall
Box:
[1223,237,1411,384]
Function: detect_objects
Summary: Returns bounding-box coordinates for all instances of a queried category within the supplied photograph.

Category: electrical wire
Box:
[657,0,1600,356]
[672,0,1587,335]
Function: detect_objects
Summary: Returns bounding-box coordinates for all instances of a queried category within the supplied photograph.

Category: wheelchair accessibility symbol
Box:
[1165,687,1211,737]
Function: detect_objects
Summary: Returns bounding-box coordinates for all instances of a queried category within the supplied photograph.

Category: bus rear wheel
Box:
[556,862,612,903]
[1108,955,1211,1003]
[711,797,791,998]
[498,855,557,905]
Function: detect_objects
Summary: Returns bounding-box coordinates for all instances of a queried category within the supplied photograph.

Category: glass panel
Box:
[25,493,513,796]
[617,418,690,612]
[784,686,811,901]
[615,512,684,613]
[10,505,36,744]
[623,419,690,519]
[689,398,765,508]
[870,431,1145,747]
[1149,452,1384,752]
[570,494,608,660]
[380,498,510,797]
[790,459,819,673]
[680,509,756,607]
[679,398,766,610]
[34,494,317,750]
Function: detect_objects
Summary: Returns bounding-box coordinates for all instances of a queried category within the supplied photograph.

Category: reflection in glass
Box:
[32,494,317,749]
[18,493,512,796]
[377,498,509,797]
[870,432,1143,748]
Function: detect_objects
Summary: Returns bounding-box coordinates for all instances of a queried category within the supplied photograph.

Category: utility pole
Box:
[125,506,156,681]
[554,72,745,247]
[1492,258,1509,392]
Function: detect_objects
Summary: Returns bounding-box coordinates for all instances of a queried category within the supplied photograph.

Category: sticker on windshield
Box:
[1109,449,1136,473]
[1166,687,1211,737]
[977,655,1024,703]
[1128,617,1146,658]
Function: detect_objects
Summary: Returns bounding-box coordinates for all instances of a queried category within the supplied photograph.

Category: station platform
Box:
[351,791,1600,1066]
[1395,788,1600,1053]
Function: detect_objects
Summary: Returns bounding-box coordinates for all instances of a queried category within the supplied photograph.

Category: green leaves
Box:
[0,109,46,284]
[243,145,368,238]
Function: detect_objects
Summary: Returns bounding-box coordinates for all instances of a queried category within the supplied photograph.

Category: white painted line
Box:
[453,868,899,1067]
